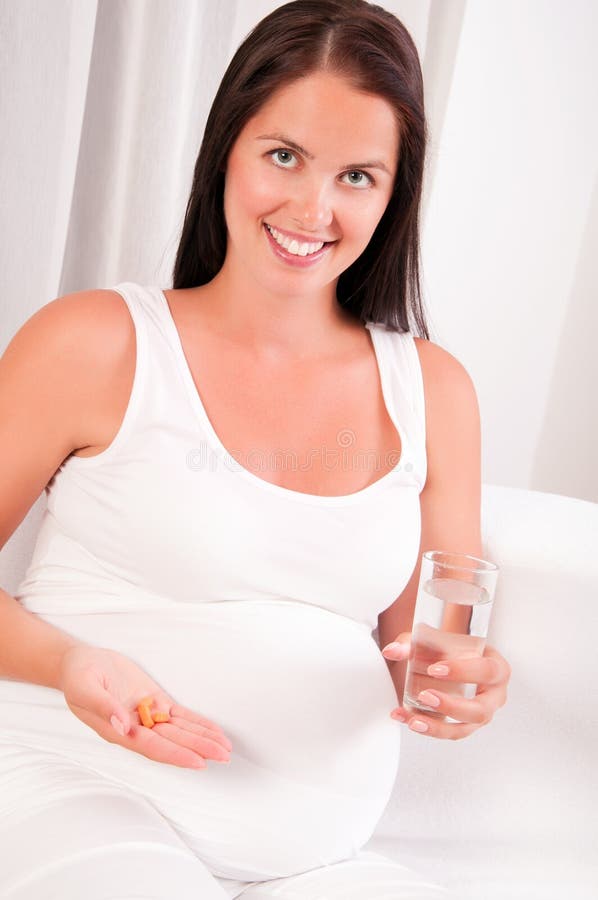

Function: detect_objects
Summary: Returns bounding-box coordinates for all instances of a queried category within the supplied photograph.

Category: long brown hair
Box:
[172,0,430,338]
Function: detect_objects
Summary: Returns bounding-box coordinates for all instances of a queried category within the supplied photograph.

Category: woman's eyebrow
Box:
[256,132,391,175]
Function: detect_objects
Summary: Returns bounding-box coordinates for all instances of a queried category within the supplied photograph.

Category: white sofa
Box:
[367,483,598,900]
[3,485,597,899]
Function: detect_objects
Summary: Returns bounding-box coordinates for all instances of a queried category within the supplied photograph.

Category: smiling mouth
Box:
[264,222,335,257]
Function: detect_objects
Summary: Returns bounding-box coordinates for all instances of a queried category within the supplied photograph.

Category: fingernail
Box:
[410,720,429,733]
[382,642,408,658]
[391,710,407,722]
[428,664,449,676]
[418,691,440,707]
[110,715,125,736]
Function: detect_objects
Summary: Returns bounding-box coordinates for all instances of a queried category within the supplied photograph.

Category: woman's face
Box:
[221,70,400,299]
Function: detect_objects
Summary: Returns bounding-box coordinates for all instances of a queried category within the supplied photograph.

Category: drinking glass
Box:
[403,550,499,723]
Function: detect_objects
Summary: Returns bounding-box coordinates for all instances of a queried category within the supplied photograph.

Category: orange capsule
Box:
[138,704,155,728]
[152,712,170,723]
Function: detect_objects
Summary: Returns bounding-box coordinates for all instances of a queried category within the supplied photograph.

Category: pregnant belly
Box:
[2,599,400,880]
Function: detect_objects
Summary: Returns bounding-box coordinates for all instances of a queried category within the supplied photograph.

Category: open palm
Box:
[59,644,232,769]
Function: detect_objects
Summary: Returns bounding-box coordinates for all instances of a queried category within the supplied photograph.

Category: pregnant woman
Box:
[0,1,511,897]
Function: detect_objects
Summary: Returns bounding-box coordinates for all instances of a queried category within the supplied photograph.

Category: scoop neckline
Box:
[154,285,410,506]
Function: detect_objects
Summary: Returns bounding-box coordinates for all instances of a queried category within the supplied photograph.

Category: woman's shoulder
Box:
[412,338,482,555]
[0,288,136,546]
[412,337,480,478]
[23,288,136,455]
[412,335,476,396]
[44,286,136,400]
[26,287,135,352]
[365,324,476,403]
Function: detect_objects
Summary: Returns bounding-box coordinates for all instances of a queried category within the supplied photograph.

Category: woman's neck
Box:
[188,267,362,363]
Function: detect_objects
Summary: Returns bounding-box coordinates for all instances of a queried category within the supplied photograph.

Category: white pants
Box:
[0,743,454,899]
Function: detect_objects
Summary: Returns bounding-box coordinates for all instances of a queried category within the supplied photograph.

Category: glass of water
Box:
[403,550,499,723]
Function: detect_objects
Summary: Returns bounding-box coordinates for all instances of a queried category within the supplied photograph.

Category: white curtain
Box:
[1,1,596,554]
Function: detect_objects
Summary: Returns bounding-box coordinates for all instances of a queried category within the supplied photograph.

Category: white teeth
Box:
[266,224,324,256]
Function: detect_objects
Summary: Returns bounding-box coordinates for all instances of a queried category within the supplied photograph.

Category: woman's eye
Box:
[341,170,374,189]
[267,150,374,189]
[269,149,298,168]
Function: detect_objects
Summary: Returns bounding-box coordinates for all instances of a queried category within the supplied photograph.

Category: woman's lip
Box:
[263,222,334,266]
[263,222,335,245]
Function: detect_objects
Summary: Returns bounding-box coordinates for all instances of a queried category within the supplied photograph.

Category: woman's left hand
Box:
[382,635,511,740]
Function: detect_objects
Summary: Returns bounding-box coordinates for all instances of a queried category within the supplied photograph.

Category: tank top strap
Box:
[365,321,427,491]
[110,281,171,341]
[59,280,199,471]
[110,280,196,380]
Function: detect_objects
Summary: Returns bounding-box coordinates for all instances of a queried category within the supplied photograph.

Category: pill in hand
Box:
[136,695,171,728]
[138,702,155,727]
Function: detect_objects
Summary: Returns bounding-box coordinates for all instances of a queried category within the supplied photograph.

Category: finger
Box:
[70,700,207,769]
[381,632,412,660]
[423,653,505,687]
[170,703,232,739]
[406,686,495,727]
[169,715,233,752]
[135,697,233,755]
[482,644,512,682]
[152,720,231,763]
[72,673,132,735]
[474,678,509,713]
[130,719,209,769]
[391,705,481,741]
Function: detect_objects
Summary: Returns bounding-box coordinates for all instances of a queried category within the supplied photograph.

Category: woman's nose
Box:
[289,182,333,231]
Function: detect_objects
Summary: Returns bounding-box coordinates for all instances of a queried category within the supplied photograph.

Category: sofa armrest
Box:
[374,484,598,851]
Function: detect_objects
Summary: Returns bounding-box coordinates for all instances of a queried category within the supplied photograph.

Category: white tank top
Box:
[8,281,428,880]
[17,280,427,628]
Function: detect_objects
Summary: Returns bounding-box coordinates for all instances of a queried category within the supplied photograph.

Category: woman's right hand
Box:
[58,644,233,770]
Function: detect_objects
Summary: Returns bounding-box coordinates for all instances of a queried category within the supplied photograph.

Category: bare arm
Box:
[0,587,82,689]
[0,292,236,767]
[378,337,483,703]
[0,289,134,687]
